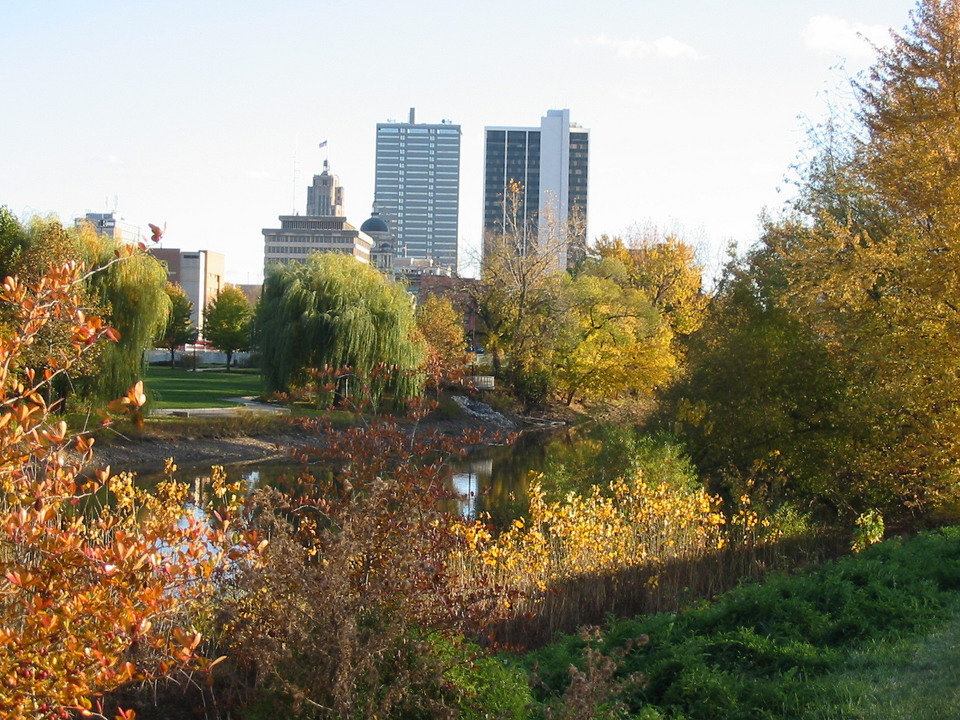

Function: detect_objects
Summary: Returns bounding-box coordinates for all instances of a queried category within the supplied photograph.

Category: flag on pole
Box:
[318,140,328,149]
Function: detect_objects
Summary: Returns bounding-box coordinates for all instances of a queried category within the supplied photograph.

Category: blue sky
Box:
[0,1,917,282]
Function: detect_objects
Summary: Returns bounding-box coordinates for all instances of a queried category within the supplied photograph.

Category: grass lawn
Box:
[813,610,960,719]
[144,365,265,408]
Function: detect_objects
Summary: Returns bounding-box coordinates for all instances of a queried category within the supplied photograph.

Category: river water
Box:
[136,428,572,525]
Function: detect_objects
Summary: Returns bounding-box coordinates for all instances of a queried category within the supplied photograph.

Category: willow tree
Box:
[77,223,170,400]
[0,211,168,403]
[256,252,426,404]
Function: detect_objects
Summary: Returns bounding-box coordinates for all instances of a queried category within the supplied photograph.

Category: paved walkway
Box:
[149,397,291,418]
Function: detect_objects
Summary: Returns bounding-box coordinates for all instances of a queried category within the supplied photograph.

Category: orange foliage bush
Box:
[0,255,254,718]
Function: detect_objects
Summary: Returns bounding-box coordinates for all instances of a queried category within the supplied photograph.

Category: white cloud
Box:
[803,15,890,60]
[89,154,123,166]
[577,33,700,61]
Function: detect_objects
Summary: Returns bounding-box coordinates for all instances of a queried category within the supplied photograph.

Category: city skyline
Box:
[0,1,916,284]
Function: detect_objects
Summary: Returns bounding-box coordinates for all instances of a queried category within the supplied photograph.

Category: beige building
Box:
[306,161,345,216]
[150,248,225,334]
[262,215,373,270]
[78,211,141,244]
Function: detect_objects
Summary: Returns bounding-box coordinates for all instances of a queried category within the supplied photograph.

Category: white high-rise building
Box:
[374,108,461,271]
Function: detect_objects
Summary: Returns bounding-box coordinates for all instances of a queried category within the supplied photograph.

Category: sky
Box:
[0,0,918,284]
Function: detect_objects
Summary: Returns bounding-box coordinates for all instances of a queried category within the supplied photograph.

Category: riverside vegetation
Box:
[8,1,960,717]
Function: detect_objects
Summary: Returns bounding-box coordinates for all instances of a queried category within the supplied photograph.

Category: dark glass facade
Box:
[568,131,589,255]
[483,129,542,250]
[482,117,588,268]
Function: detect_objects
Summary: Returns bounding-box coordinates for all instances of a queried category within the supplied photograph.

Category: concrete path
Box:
[148,396,291,418]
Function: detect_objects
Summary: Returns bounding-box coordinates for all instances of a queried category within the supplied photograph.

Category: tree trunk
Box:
[226,351,232,372]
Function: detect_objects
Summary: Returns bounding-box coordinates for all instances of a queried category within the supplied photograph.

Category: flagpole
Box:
[319,139,329,170]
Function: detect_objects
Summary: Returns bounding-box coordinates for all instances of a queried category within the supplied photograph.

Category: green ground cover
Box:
[524,528,960,719]
[144,365,264,408]
[820,611,960,720]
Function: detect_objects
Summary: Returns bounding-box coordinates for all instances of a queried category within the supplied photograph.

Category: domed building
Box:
[362,211,395,273]
[360,212,389,236]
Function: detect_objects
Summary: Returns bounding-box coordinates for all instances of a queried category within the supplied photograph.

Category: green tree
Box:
[0,207,82,284]
[658,242,859,514]
[255,253,425,403]
[0,209,93,390]
[202,285,252,371]
[156,282,197,366]
[662,0,960,519]
[0,212,169,402]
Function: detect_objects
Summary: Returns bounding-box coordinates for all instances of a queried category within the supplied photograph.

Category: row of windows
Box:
[378,156,459,163]
[265,235,359,244]
[392,189,459,195]
[375,156,456,164]
[377,126,460,133]
[396,222,458,227]
[375,193,459,200]
[376,165,457,172]
[376,142,460,149]
[376,148,459,155]
[278,220,345,230]
[266,245,367,256]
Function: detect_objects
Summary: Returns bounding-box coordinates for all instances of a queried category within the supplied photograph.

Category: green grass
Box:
[808,611,960,720]
[144,365,265,408]
[523,528,960,720]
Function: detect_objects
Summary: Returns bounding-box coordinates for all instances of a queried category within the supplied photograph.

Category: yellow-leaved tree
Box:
[552,260,675,405]
[774,0,960,512]
[416,294,468,374]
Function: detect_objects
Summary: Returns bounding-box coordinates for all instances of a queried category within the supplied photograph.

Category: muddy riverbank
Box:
[87,398,540,473]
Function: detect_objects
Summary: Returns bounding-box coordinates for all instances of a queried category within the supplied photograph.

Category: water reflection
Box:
[134,428,569,526]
